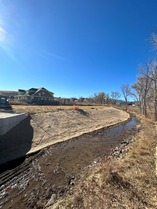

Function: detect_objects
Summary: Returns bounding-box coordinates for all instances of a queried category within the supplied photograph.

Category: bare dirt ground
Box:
[12,105,129,153]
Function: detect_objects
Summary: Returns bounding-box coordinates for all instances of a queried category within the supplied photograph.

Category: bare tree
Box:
[132,80,143,113]
[110,91,121,105]
[146,60,157,120]
[91,92,107,104]
[96,92,106,104]
[105,93,110,104]
[132,63,152,117]
[150,33,157,119]
[133,60,157,120]
[132,32,157,120]
[151,33,157,48]
[121,84,131,110]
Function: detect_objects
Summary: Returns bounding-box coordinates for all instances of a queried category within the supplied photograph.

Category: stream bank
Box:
[0,116,138,209]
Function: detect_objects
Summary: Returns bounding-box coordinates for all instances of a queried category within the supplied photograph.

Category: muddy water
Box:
[0,118,138,209]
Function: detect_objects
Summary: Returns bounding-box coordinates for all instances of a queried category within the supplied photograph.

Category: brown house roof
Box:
[33,88,54,97]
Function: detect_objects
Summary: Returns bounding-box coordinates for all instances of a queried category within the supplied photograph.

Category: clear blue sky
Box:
[0,0,157,98]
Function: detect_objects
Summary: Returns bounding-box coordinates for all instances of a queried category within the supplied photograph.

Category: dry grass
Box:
[47,117,157,209]
[112,122,157,208]
[12,105,107,114]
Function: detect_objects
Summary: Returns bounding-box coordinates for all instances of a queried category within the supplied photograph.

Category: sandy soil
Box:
[28,107,129,153]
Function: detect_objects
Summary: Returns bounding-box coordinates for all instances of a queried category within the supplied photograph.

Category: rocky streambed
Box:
[0,116,139,209]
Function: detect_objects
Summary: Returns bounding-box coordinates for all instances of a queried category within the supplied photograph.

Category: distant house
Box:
[15,87,55,104]
[58,97,72,105]
[0,90,18,99]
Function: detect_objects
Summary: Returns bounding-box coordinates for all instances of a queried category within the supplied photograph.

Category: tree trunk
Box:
[125,99,128,111]
[154,82,157,120]
[154,98,157,120]
[143,97,147,117]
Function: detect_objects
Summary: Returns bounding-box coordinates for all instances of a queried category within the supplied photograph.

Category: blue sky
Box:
[0,0,157,98]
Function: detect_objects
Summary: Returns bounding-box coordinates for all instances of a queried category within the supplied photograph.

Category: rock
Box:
[136,124,142,132]
[114,147,119,151]
[113,151,119,156]
[45,194,57,207]
[67,174,76,185]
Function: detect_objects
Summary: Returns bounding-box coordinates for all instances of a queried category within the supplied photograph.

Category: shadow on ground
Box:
[0,115,33,170]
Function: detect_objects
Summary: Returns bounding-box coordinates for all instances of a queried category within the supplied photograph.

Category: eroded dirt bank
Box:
[0,109,136,209]
[29,107,129,152]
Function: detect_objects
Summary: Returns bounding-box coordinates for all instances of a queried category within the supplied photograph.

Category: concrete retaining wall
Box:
[0,113,33,166]
[0,113,28,135]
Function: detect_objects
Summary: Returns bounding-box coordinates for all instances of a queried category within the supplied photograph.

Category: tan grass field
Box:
[12,105,107,114]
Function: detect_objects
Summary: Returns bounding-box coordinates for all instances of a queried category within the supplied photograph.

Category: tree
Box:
[121,84,131,110]
[151,33,157,48]
[132,63,152,117]
[146,60,157,120]
[110,91,121,105]
[105,93,111,104]
[96,92,106,104]
[79,96,85,103]
[132,31,157,120]
[133,60,157,120]
[91,92,107,104]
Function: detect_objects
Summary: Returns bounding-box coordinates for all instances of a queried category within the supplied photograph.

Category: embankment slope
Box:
[29,107,129,153]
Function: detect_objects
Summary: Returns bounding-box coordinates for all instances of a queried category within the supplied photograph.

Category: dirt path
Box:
[29,107,129,153]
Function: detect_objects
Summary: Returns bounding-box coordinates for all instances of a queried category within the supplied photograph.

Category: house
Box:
[58,97,72,105]
[0,90,18,99]
[15,87,55,105]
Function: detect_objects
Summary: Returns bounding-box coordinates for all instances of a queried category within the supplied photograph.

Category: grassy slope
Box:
[12,105,107,114]
[47,115,157,209]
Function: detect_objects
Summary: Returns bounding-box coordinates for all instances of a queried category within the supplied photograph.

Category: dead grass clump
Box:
[75,109,89,116]
[112,123,157,208]
[48,160,114,209]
